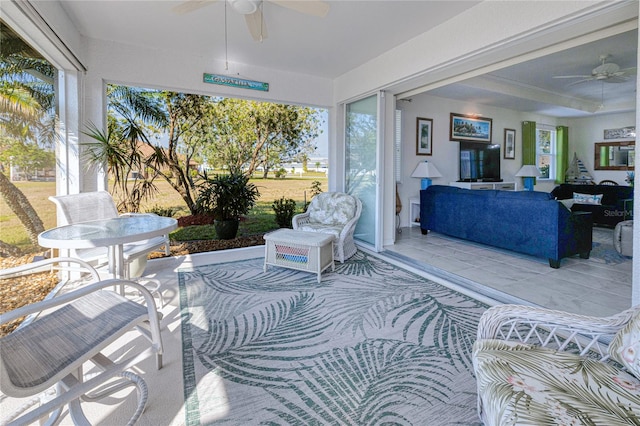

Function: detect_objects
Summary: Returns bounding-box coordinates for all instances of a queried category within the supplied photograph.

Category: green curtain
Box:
[522,121,536,184]
[555,126,569,184]
[522,121,536,165]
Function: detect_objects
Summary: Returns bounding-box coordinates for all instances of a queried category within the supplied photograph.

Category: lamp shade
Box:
[411,161,442,178]
[515,165,542,177]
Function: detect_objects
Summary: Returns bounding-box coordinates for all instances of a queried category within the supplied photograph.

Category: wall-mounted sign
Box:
[203,73,269,92]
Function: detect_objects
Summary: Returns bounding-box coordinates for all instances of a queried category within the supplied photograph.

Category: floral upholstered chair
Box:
[472,304,640,425]
[292,192,362,262]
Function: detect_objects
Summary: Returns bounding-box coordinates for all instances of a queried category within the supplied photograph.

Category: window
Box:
[536,125,556,180]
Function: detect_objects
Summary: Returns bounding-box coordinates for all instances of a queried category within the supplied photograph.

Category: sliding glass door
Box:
[344,93,384,250]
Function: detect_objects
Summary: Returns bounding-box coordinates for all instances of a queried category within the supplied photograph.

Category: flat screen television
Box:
[459,141,501,182]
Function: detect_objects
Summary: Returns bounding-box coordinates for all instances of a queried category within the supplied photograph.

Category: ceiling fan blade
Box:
[172,0,217,15]
[619,67,637,75]
[566,78,595,87]
[245,10,268,42]
[552,75,592,79]
[604,75,630,84]
[269,0,330,17]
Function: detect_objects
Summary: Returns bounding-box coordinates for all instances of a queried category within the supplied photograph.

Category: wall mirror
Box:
[594,141,635,170]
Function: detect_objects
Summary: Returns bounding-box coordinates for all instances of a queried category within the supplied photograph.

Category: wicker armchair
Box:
[49,191,170,278]
[292,192,362,262]
[0,262,163,425]
[473,304,640,425]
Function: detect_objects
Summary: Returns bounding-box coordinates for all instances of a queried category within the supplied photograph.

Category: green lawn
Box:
[1,173,327,253]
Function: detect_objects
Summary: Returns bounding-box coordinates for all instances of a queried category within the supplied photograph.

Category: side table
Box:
[263,229,335,283]
[409,197,421,227]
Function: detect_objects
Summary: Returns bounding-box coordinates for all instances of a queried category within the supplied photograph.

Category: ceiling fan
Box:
[172,0,330,42]
[553,55,637,86]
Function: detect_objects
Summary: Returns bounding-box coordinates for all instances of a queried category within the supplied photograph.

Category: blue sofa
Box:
[419,185,593,268]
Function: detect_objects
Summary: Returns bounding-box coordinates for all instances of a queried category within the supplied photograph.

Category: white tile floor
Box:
[384,226,633,317]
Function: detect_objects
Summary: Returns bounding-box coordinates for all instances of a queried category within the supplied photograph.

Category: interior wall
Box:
[567,111,637,185]
[395,93,567,227]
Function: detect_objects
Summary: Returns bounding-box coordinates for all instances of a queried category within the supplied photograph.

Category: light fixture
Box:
[515,165,542,191]
[229,0,258,15]
[411,160,442,190]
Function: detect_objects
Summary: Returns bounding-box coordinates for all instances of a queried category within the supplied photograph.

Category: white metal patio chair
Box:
[292,192,362,262]
[0,272,163,425]
[49,191,170,306]
[0,257,101,330]
[49,191,171,271]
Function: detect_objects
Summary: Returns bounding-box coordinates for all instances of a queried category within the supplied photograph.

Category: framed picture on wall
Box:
[416,117,433,155]
[449,113,492,143]
[504,128,516,159]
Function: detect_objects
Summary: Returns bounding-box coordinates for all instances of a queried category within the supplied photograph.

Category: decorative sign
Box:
[604,126,635,140]
[203,73,269,92]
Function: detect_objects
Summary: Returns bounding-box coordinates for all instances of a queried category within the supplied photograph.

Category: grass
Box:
[0,173,327,253]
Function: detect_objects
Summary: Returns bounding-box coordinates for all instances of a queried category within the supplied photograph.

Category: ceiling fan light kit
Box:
[229,0,259,15]
[173,0,329,42]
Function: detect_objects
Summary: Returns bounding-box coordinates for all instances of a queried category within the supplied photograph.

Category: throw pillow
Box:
[573,192,603,205]
[609,310,640,379]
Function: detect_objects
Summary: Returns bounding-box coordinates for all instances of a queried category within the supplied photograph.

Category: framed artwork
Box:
[503,128,516,159]
[449,113,492,143]
[416,117,433,155]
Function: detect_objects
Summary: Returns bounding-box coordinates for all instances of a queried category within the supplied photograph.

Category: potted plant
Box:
[195,171,260,240]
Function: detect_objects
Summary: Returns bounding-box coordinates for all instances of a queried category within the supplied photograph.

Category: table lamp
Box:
[411,160,442,190]
[515,165,542,191]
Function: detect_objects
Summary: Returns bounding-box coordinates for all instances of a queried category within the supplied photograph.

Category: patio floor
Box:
[1,230,632,423]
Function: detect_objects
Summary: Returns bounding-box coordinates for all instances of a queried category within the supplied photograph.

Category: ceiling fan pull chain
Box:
[225,0,229,70]
[259,1,264,43]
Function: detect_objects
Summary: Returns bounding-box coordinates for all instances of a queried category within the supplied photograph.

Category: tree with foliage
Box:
[89,87,323,215]
[85,87,216,213]
[0,24,54,255]
[203,98,322,178]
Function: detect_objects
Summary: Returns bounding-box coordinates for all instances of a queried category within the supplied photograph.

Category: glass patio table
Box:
[38,215,177,279]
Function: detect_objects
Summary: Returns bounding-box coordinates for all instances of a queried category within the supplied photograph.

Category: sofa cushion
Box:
[307,193,357,226]
[609,310,640,380]
[558,199,575,210]
[573,192,603,205]
[474,339,640,425]
[297,223,342,238]
[495,190,552,201]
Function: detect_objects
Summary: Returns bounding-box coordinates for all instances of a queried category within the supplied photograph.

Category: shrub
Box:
[304,180,323,210]
[274,168,287,179]
[310,180,322,197]
[146,204,178,217]
[272,197,297,228]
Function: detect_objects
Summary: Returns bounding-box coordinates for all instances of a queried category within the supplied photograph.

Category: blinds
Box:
[395,109,402,183]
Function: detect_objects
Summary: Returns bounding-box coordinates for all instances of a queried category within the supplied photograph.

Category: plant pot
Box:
[214,219,239,240]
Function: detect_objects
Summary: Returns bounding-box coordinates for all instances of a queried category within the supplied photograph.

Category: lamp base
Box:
[420,178,433,190]
[523,177,535,191]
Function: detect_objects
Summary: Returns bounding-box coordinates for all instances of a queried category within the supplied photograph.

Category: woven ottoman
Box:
[614,219,633,256]
[263,229,335,283]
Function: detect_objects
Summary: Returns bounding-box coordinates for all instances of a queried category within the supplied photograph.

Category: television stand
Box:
[450,181,517,191]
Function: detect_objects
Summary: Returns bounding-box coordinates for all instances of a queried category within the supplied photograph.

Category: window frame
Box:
[535,125,557,181]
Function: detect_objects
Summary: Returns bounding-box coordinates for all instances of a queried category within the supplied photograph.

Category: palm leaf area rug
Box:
[178,251,488,425]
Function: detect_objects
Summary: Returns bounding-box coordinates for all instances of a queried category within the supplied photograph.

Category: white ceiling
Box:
[59,0,479,79]
[429,29,638,118]
[57,0,637,118]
